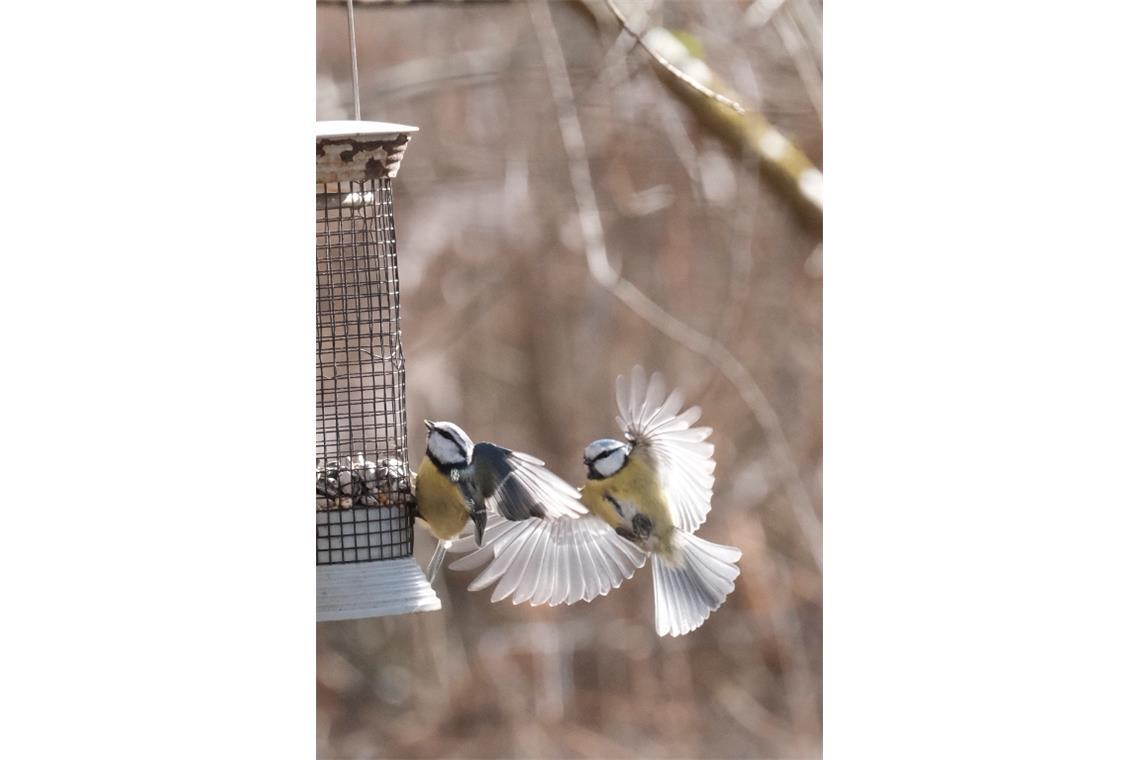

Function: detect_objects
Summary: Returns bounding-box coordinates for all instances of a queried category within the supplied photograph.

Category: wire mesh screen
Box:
[316,178,414,565]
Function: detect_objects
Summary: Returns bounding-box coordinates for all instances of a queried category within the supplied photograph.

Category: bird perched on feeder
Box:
[449,367,742,637]
[416,420,586,583]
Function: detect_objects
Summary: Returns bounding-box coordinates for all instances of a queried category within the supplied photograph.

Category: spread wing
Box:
[448,512,647,605]
[470,442,585,521]
[615,366,716,533]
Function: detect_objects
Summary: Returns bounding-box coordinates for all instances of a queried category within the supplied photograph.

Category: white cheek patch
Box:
[428,435,465,466]
[594,450,626,478]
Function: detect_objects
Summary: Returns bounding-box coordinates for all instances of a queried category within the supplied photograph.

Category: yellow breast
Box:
[580,451,675,539]
[415,456,471,541]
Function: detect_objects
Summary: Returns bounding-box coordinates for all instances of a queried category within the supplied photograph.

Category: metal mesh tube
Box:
[316,178,414,565]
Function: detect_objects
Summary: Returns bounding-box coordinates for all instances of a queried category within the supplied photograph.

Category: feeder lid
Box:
[316,121,418,181]
[317,120,419,139]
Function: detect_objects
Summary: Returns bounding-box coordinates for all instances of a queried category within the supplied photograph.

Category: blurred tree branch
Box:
[770,0,822,120]
[529,0,821,570]
[599,0,747,115]
[645,27,822,224]
[362,46,514,100]
[602,0,821,222]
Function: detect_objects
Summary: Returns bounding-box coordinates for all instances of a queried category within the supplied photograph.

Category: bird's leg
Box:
[426,539,452,584]
[465,499,488,546]
[606,492,649,546]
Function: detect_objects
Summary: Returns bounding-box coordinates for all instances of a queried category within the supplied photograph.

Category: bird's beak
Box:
[424,420,435,432]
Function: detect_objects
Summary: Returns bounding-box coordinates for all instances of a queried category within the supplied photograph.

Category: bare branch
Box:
[528,0,821,569]
[595,1,821,220]
[644,27,822,221]
[600,0,748,115]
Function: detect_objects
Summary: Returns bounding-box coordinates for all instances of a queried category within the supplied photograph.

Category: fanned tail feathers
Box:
[652,532,742,637]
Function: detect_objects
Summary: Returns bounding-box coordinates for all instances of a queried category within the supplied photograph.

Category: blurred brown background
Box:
[316,1,822,757]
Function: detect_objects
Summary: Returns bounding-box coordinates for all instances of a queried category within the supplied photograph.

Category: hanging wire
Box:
[346,0,361,120]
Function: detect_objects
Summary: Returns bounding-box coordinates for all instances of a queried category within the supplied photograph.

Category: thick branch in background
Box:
[600,0,822,225]
[644,29,822,224]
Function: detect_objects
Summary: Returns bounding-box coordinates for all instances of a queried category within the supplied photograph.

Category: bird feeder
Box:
[316,120,440,621]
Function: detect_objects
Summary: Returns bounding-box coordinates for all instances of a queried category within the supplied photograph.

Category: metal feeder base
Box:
[317,557,441,622]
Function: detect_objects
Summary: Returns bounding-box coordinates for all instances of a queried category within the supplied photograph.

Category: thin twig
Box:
[773,3,822,121]
[365,46,514,100]
[528,0,821,569]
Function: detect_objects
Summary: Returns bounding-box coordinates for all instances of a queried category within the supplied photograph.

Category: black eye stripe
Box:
[588,446,623,464]
[437,429,463,448]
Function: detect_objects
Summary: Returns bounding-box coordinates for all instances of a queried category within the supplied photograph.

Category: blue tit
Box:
[416,420,585,583]
[449,367,741,637]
